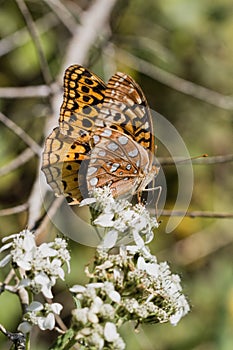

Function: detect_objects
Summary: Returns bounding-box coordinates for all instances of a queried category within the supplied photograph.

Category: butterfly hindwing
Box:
[95,72,155,157]
[42,127,90,202]
[87,128,153,198]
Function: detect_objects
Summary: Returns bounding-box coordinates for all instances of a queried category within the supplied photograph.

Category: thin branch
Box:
[191,154,233,164]
[0,12,59,57]
[0,323,26,349]
[15,0,52,85]
[0,112,41,156]
[0,324,7,336]
[159,224,233,266]
[102,34,117,79]
[43,0,79,34]
[160,210,233,219]
[34,197,64,239]
[4,269,15,285]
[0,204,28,217]
[158,154,233,165]
[117,34,175,64]
[0,148,34,176]
[27,0,121,229]
[0,85,52,98]
[112,47,233,110]
[62,0,118,71]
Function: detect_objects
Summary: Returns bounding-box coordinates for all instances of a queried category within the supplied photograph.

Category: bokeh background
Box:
[0,0,232,349]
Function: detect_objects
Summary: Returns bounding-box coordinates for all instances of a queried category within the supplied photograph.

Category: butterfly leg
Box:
[142,185,162,220]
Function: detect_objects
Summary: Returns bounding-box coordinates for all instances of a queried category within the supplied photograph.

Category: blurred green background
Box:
[0,0,232,349]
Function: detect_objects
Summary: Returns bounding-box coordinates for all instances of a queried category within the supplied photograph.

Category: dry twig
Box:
[0,148,34,176]
[0,204,28,217]
[159,223,233,266]
[34,197,64,238]
[27,0,118,229]
[158,154,233,165]
[0,12,58,57]
[160,210,233,219]
[43,0,79,34]
[0,112,41,156]
[15,0,52,85]
[0,85,52,98]
[112,47,233,110]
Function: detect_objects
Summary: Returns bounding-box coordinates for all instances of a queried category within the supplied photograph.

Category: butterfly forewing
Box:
[59,65,106,141]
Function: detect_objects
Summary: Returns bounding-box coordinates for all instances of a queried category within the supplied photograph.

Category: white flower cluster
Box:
[0,230,70,332]
[69,243,189,349]
[0,189,190,348]
[18,301,63,333]
[70,283,125,349]
[121,245,190,325]
[0,230,70,299]
[80,187,159,247]
[97,245,189,326]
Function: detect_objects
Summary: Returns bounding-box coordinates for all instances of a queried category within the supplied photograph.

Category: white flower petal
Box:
[137,256,146,270]
[50,303,63,315]
[137,257,159,277]
[108,290,121,303]
[0,254,12,267]
[16,259,32,270]
[79,197,96,206]
[27,301,43,312]
[66,260,71,273]
[94,213,114,227]
[133,230,145,248]
[101,230,118,248]
[170,310,183,326]
[23,234,36,251]
[2,233,19,242]
[88,311,98,324]
[34,273,54,298]
[45,313,56,330]
[70,285,86,293]
[145,229,154,243]
[96,261,113,270]
[19,278,31,288]
[41,285,53,299]
[124,245,140,255]
[87,282,104,289]
[38,313,55,330]
[0,242,12,253]
[18,321,32,334]
[38,244,57,257]
[104,322,118,342]
[91,297,103,313]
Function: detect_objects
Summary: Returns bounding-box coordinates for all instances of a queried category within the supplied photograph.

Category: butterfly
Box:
[42,65,159,204]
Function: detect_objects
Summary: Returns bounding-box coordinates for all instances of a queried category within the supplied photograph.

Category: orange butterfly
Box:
[42,65,159,204]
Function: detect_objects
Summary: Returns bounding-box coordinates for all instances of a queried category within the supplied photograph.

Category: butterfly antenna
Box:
[173,153,208,165]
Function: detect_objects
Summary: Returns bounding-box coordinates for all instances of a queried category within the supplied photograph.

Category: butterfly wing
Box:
[89,72,158,197]
[59,64,106,141]
[95,72,155,158]
[42,65,158,203]
[86,128,153,198]
[42,65,106,202]
[42,127,90,203]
